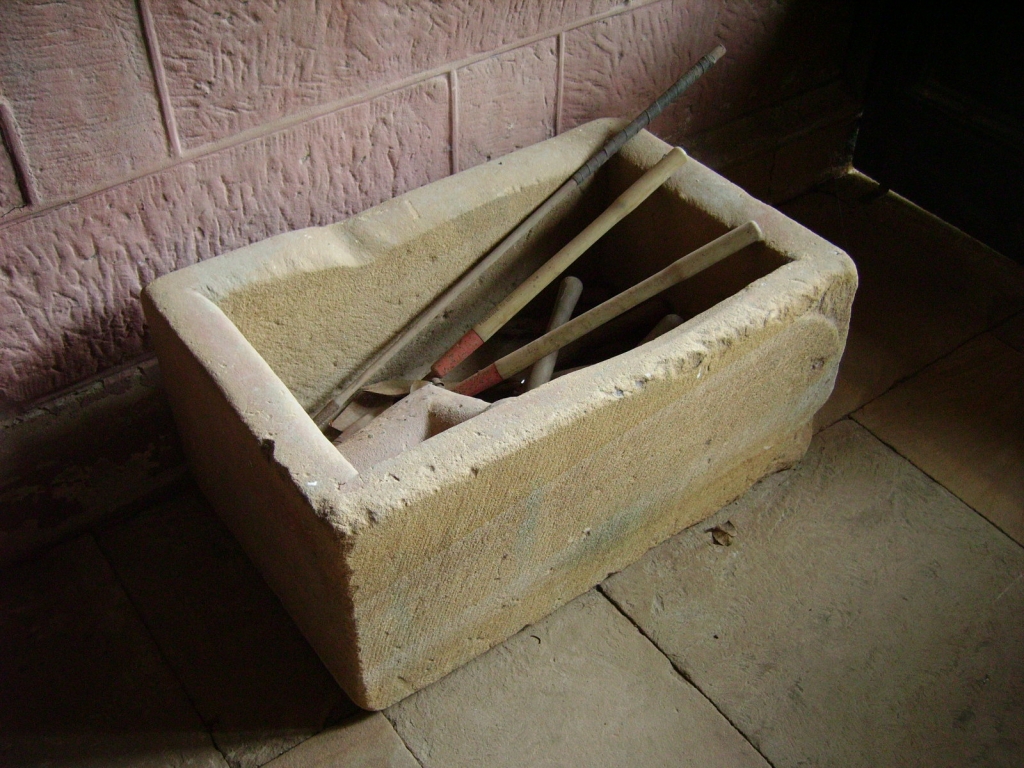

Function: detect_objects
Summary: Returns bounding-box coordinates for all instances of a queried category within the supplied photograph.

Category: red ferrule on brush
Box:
[431,329,485,377]
[452,364,504,397]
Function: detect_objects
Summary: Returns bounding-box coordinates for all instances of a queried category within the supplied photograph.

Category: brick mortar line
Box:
[0,0,667,231]
[596,584,778,768]
[137,0,182,157]
[0,99,40,206]
[90,530,233,767]
[449,69,460,175]
[555,31,566,135]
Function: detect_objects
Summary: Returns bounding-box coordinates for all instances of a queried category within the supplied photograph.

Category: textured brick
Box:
[0,0,168,200]
[0,78,449,408]
[150,0,622,148]
[563,0,852,143]
[457,39,558,171]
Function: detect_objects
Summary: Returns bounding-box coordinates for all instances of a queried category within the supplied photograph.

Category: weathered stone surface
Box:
[144,121,856,708]
[0,0,168,200]
[388,590,768,767]
[603,420,1024,768]
[0,78,449,409]
[562,0,853,143]
[97,487,354,768]
[855,333,1024,545]
[0,535,227,768]
[264,715,418,768]
[457,39,558,171]
[781,172,1024,428]
[150,0,619,148]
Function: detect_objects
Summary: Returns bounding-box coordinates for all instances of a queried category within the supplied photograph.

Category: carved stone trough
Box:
[143,119,857,709]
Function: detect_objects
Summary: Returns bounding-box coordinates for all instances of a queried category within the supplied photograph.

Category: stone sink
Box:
[143,119,857,709]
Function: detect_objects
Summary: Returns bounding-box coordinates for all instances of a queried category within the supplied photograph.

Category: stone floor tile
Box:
[603,420,1024,768]
[386,590,768,768]
[780,173,1024,428]
[855,333,1024,545]
[0,535,227,768]
[994,311,1024,353]
[96,486,354,768]
[263,714,418,768]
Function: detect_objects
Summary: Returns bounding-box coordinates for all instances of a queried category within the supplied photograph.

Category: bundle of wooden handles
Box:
[313,45,727,430]
[431,147,688,377]
[451,221,764,396]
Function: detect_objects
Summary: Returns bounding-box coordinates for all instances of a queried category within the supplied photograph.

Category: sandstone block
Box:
[457,39,558,171]
[144,119,856,708]
[0,0,168,200]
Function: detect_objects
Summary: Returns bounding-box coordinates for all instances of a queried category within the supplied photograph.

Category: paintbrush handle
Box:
[453,221,763,397]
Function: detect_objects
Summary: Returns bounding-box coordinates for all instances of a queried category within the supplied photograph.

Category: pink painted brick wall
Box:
[0,0,854,412]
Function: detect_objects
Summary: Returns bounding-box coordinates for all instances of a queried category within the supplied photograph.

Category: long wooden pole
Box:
[313,44,726,429]
[452,221,763,397]
[431,147,687,377]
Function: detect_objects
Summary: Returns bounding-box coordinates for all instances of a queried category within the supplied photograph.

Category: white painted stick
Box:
[527,276,584,390]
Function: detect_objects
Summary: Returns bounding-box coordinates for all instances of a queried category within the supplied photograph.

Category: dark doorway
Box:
[854,2,1024,263]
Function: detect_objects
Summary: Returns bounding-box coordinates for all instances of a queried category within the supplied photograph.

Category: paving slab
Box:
[603,420,1024,768]
[96,487,354,768]
[0,535,227,768]
[781,173,1024,428]
[386,590,768,768]
[263,714,418,768]
[855,333,1024,545]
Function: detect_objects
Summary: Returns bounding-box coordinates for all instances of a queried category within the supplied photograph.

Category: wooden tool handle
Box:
[527,276,584,390]
[453,221,763,397]
[433,147,687,377]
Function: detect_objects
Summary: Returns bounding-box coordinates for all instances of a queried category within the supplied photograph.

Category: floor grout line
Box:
[382,711,427,768]
[848,414,1024,552]
[90,530,232,766]
[595,584,778,768]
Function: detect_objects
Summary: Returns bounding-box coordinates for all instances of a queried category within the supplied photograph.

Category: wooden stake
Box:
[312,45,726,429]
[452,221,763,397]
[527,276,584,390]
